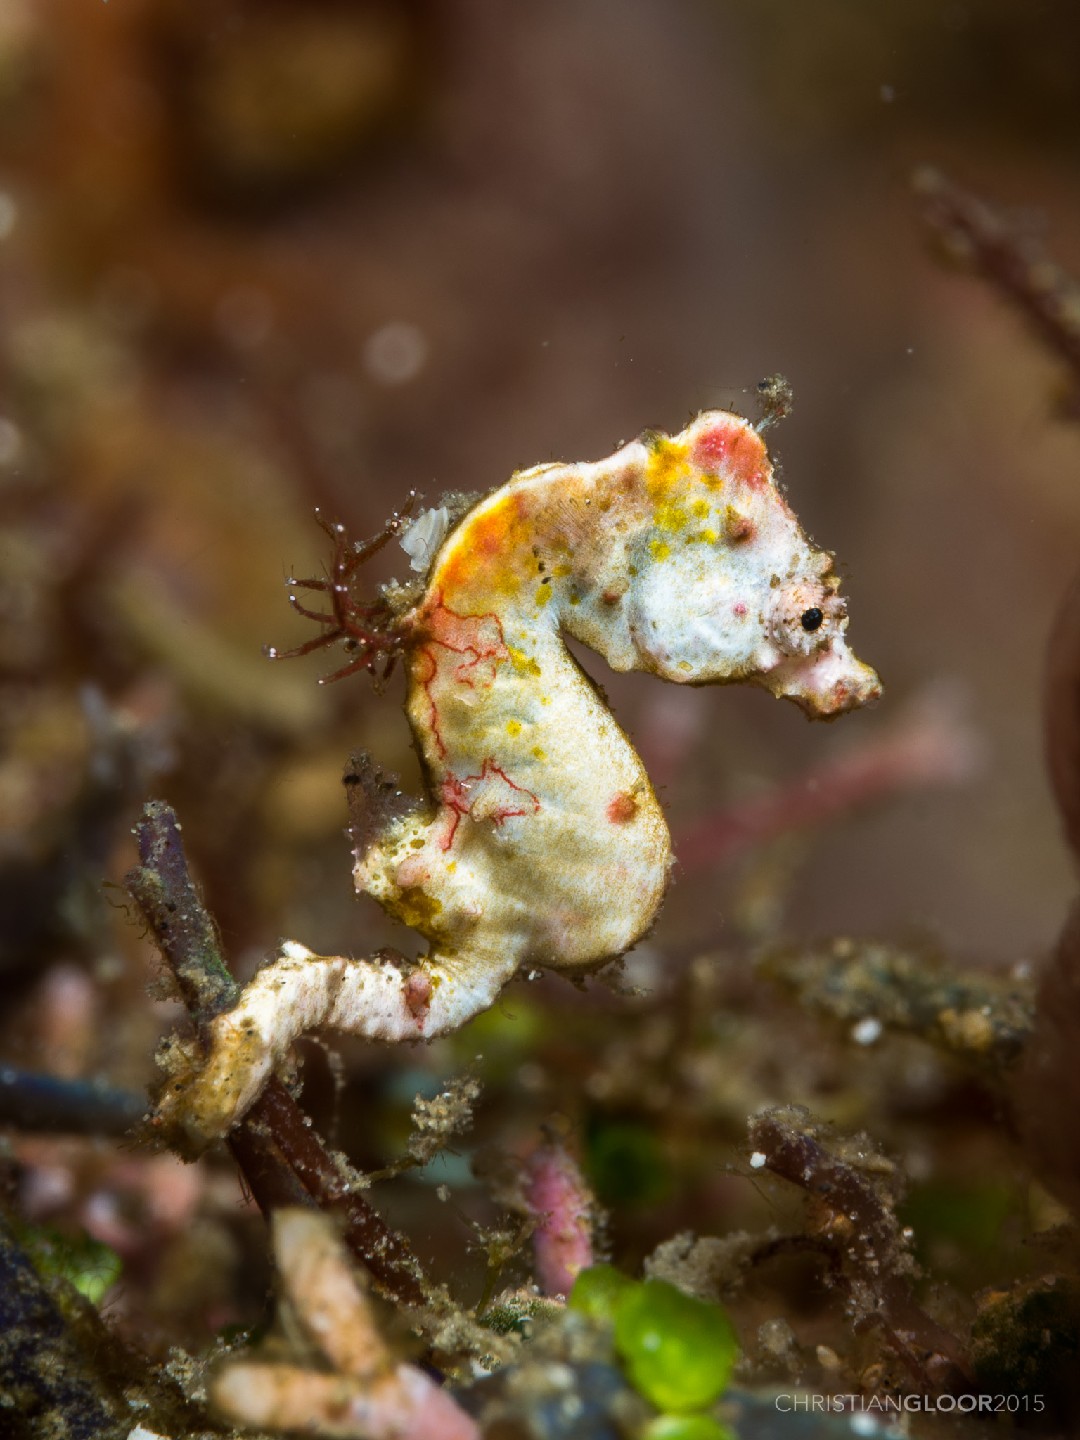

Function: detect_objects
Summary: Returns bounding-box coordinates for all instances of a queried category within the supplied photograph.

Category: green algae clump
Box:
[568,1263,636,1322]
[614,1278,738,1413]
[642,1416,736,1440]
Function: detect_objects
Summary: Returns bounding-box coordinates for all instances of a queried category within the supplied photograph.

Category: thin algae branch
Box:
[157,408,881,1146]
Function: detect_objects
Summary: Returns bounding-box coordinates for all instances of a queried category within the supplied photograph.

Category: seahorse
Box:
[160,409,881,1145]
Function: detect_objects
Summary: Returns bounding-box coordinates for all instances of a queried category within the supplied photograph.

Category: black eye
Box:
[800,607,824,632]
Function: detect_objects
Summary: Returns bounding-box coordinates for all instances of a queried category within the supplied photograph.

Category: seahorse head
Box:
[611,411,880,718]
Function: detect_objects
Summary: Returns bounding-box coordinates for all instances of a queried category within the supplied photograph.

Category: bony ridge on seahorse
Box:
[159,408,881,1146]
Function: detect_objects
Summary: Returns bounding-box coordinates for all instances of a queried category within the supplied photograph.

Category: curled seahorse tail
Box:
[160,942,515,1145]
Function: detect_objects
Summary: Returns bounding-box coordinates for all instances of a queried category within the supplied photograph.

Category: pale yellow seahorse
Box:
[160,409,880,1145]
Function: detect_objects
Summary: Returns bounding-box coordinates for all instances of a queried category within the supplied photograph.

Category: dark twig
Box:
[0,1068,145,1136]
[256,1078,424,1302]
[126,799,238,1029]
[748,1106,972,1391]
[1044,570,1080,863]
[916,167,1080,1229]
[1015,575,1080,1204]
[125,801,426,1306]
[914,168,1080,404]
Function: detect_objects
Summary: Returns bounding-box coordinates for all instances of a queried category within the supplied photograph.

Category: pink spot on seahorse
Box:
[693,419,767,489]
[403,971,433,1026]
[607,791,639,824]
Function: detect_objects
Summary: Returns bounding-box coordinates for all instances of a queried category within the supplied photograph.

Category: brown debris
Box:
[762,937,1034,1073]
[747,1104,972,1391]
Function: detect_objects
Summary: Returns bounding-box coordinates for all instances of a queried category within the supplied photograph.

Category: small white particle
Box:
[749,1151,767,1170]
[851,1016,883,1046]
[281,940,313,961]
[816,1343,840,1369]
[880,84,895,103]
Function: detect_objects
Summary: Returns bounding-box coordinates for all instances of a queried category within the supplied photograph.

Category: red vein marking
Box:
[415,594,510,759]
[438,759,541,852]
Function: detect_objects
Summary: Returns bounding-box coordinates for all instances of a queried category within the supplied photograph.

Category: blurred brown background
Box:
[4,0,1080,1023]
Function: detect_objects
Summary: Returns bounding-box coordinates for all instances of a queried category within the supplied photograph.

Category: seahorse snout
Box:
[763,637,882,718]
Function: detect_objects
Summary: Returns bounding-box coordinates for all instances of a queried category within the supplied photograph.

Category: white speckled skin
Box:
[162,411,880,1144]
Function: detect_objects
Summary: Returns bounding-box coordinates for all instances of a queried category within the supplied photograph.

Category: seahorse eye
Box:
[800,607,824,632]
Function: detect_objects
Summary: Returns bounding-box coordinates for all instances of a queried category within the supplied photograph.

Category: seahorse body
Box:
[162,411,880,1144]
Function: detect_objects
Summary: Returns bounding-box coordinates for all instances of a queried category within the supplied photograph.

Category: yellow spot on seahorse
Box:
[396,887,443,930]
[691,498,710,519]
[654,498,690,533]
[535,584,552,609]
[532,746,546,760]
[645,437,689,500]
[506,720,522,737]
[509,646,542,678]
[649,539,672,561]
